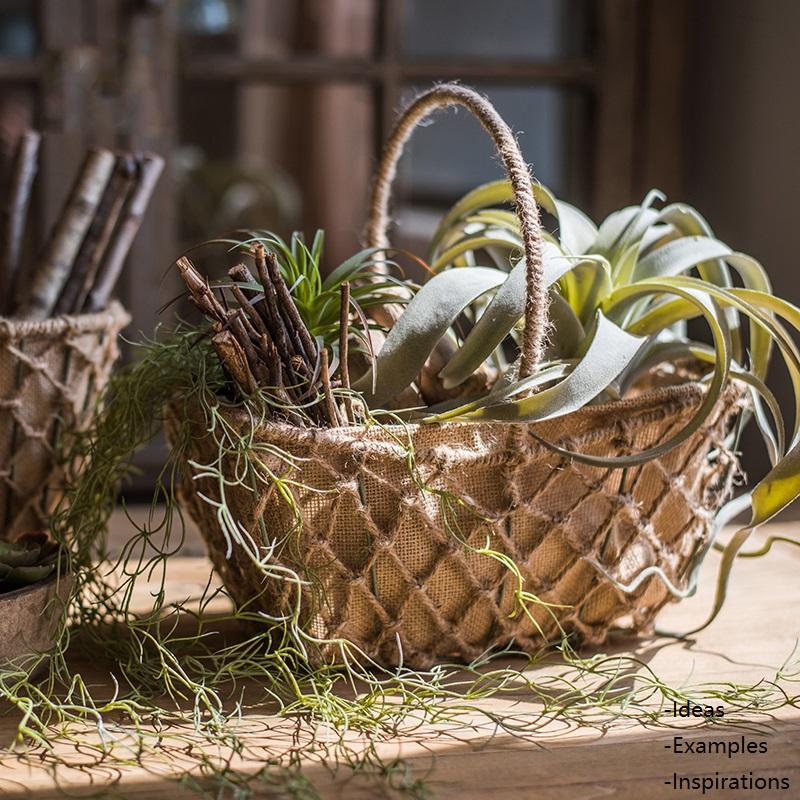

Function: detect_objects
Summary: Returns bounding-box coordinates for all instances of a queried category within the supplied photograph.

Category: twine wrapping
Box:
[0,301,129,537]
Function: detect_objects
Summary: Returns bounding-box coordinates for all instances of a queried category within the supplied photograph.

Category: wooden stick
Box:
[228,262,274,334]
[228,310,270,386]
[84,152,164,312]
[319,347,340,427]
[0,131,40,314]
[338,282,354,423]
[228,262,257,290]
[176,257,227,323]
[252,245,309,382]
[232,296,264,341]
[212,327,257,395]
[259,333,281,388]
[54,154,137,315]
[227,266,269,338]
[263,248,318,363]
[15,147,116,319]
[256,246,309,366]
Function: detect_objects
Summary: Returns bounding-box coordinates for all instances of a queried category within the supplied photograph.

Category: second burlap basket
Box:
[0,301,129,538]
[170,86,745,668]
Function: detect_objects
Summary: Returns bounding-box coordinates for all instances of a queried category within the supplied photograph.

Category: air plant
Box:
[0,531,60,593]
[354,179,800,608]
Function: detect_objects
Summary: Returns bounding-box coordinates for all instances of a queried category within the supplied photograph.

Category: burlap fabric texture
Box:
[170,379,742,669]
[170,85,746,667]
[0,301,129,538]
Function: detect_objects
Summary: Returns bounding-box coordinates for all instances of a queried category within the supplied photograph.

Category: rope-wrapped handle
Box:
[365,83,548,378]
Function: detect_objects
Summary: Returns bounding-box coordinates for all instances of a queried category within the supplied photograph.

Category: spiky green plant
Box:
[216,229,411,348]
[0,531,60,593]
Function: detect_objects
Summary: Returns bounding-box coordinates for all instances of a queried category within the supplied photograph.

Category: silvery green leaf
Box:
[353,267,507,406]
[454,311,645,422]
[554,200,597,255]
[632,235,732,282]
[545,291,585,359]
[438,242,581,389]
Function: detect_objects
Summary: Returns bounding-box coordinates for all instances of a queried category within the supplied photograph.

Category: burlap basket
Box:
[0,301,129,538]
[169,86,746,667]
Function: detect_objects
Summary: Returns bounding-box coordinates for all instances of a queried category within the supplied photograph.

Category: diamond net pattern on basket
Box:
[0,303,128,538]
[173,380,744,668]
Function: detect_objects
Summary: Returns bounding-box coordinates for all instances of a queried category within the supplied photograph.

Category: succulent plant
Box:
[0,531,60,593]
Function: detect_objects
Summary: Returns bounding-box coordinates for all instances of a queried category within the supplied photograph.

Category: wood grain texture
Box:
[0,521,797,799]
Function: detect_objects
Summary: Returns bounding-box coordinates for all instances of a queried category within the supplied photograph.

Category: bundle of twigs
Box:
[177,246,349,428]
[0,131,164,319]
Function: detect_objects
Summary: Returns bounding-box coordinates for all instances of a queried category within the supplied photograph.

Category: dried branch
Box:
[319,347,340,427]
[84,152,164,312]
[176,257,227,323]
[253,245,309,383]
[212,327,257,395]
[0,131,40,314]
[54,155,137,315]
[262,247,317,363]
[15,147,116,319]
[228,262,257,291]
[227,266,269,338]
[177,247,345,428]
[228,310,270,386]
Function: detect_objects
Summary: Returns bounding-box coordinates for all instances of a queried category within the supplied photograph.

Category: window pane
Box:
[0,1,36,59]
[179,0,375,57]
[402,0,589,61]
[177,81,373,269]
[179,0,242,37]
[178,0,378,266]
[396,84,589,204]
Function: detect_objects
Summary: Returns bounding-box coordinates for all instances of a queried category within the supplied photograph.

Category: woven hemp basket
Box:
[172,86,745,668]
[0,301,129,538]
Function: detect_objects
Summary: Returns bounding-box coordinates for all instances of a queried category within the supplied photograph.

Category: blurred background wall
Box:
[0,0,797,494]
[685,0,800,490]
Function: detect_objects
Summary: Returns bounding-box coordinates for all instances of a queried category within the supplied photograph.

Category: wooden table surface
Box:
[1,518,798,799]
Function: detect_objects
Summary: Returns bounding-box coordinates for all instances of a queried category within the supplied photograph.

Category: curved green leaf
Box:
[446,312,645,423]
[632,235,731,282]
[438,243,588,389]
[353,267,507,406]
[681,437,800,637]
[431,231,521,274]
[531,283,732,468]
[321,247,390,291]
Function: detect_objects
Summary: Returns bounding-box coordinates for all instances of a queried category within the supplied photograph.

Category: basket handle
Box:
[365,83,547,378]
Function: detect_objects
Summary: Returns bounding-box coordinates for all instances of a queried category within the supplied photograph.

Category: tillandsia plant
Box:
[0,531,61,593]
[359,177,800,621]
[176,179,800,633]
[173,86,800,645]
[180,185,800,522]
